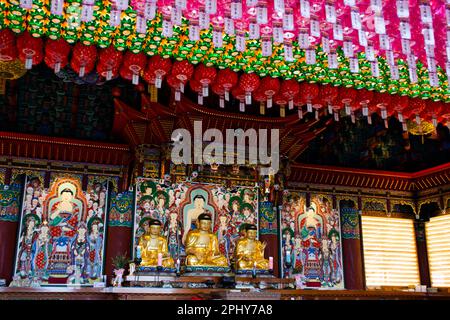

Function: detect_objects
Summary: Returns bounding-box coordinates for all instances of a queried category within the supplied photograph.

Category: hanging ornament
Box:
[70,43,97,77]
[142,55,172,88]
[44,38,71,73]
[258,77,280,109]
[194,64,217,97]
[16,32,44,70]
[239,73,260,105]
[97,46,123,81]
[215,68,238,101]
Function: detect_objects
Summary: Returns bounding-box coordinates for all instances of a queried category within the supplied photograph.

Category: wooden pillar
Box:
[340,200,365,290]
[414,220,431,287]
[0,220,19,283]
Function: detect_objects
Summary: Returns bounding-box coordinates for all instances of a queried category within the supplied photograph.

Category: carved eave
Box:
[0,131,130,166]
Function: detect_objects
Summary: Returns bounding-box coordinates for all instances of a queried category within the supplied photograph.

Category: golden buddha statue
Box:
[137,219,174,268]
[235,224,269,270]
[185,213,228,267]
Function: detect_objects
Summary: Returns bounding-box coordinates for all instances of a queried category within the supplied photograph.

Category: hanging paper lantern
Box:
[371,92,392,121]
[0,29,17,61]
[319,84,338,114]
[70,43,97,77]
[120,51,147,85]
[389,94,409,122]
[232,86,246,112]
[253,89,267,115]
[171,60,194,93]
[212,82,226,109]
[189,78,204,105]
[258,77,280,109]
[142,55,172,88]
[280,79,300,110]
[404,98,426,125]
[44,38,71,73]
[16,31,43,69]
[215,68,238,101]
[97,45,123,80]
[424,101,443,127]
[339,87,358,115]
[239,73,260,104]
[194,63,217,97]
[273,93,288,117]
[300,82,319,113]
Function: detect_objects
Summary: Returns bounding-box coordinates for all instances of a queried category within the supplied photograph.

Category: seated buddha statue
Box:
[235,224,269,270]
[137,219,174,268]
[185,213,228,267]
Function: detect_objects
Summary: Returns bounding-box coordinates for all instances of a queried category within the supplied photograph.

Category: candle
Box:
[269,256,274,270]
[157,253,163,267]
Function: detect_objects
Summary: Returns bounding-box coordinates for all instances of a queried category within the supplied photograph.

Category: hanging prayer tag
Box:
[284,42,294,62]
[199,10,210,29]
[116,0,128,11]
[144,1,156,20]
[189,23,200,41]
[310,18,320,37]
[429,72,439,87]
[205,0,217,14]
[374,14,386,34]
[283,9,294,31]
[425,45,435,58]
[306,49,316,65]
[20,0,33,10]
[420,4,432,24]
[231,0,243,19]
[423,27,435,46]
[386,50,394,65]
[236,32,246,52]
[371,0,382,13]
[273,25,284,43]
[51,0,64,15]
[81,4,94,22]
[344,0,355,6]
[366,45,375,61]
[358,29,368,47]
[300,0,311,18]
[371,60,380,77]
[427,57,436,73]
[446,5,450,26]
[155,75,162,88]
[351,9,362,30]
[162,20,173,37]
[396,0,409,18]
[325,3,337,23]
[262,38,272,56]
[274,0,285,13]
[322,36,330,53]
[390,64,399,80]
[256,4,268,24]
[401,39,411,54]
[225,17,235,35]
[175,0,187,10]
[400,20,411,39]
[298,31,310,49]
[213,29,223,47]
[328,52,338,69]
[350,57,359,73]
[136,15,147,34]
[249,22,260,39]
[343,40,354,57]
[409,68,418,83]
[172,7,182,26]
[333,22,343,40]
[379,34,390,50]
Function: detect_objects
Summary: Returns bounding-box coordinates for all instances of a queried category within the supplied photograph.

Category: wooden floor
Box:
[1,287,450,300]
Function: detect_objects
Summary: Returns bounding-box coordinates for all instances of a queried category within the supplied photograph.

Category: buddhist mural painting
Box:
[280,192,344,289]
[13,176,109,285]
[133,178,258,264]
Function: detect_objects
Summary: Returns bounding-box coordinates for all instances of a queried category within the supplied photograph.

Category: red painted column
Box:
[104,191,134,284]
[0,221,19,284]
[414,220,431,287]
[340,201,365,290]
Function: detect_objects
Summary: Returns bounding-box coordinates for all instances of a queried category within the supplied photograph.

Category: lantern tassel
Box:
[260,102,265,115]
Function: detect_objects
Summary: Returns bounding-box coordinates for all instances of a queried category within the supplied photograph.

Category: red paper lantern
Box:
[44,38,71,73]
[403,98,426,123]
[171,60,194,92]
[232,86,247,112]
[239,73,260,104]
[212,82,226,108]
[120,51,147,84]
[194,64,217,97]
[0,29,17,61]
[97,46,123,80]
[215,68,238,101]
[16,31,43,69]
[371,92,392,120]
[387,94,409,121]
[280,79,300,110]
[70,43,97,77]
[189,78,204,105]
[142,55,172,88]
[424,101,443,126]
[354,89,374,116]
[339,87,358,115]
[258,77,280,108]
